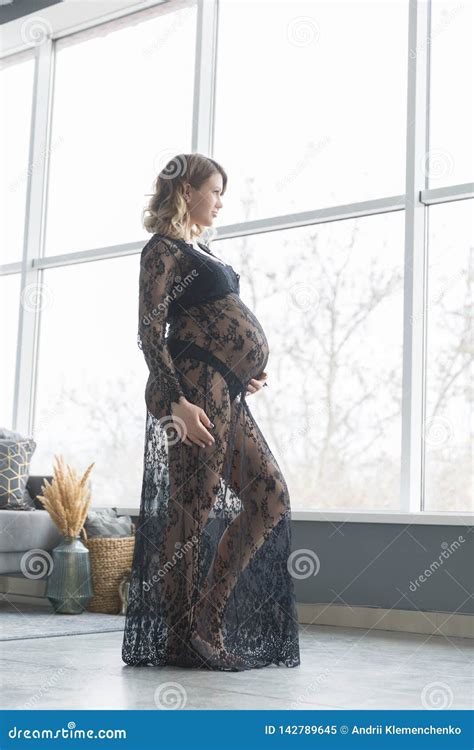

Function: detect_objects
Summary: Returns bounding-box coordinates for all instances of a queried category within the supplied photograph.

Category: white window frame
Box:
[1,0,472,523]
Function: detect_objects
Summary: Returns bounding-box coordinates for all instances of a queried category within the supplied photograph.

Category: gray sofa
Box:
[0,475,63,576]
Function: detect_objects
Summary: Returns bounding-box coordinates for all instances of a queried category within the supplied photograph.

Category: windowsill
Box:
[290,509,473,526]
[113,506,472,526]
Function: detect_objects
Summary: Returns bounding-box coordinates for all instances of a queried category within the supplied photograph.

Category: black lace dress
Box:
[121,233,300,671]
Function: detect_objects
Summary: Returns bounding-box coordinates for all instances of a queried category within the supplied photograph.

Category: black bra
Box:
[155,234,240,311]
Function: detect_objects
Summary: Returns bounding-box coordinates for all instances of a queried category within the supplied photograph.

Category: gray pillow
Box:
[0,437,37,510]
[84,508,133,538]
[0,427,27,441]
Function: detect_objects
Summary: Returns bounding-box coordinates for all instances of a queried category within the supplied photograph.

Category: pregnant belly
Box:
[168,293,270,395]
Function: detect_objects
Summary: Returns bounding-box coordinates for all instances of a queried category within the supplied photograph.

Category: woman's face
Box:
[185,173,224,228]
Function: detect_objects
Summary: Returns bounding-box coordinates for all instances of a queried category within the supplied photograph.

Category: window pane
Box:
[211,213,405,510]
[214,0,408,225]
[425,200,473,512]
[0,53,35,264]
[31,255,147,507]
[44,1,196,256]
[0,273,21,426]
[429,1,474,188]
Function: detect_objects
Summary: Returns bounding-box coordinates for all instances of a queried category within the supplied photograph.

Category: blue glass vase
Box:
[45,535,94,614]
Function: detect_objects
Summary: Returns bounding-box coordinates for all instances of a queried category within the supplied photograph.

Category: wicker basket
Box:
[81,523,136,614]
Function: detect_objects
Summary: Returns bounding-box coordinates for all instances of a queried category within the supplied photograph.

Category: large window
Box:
[424,200,473,512]
[214,213,405,510]
[44,1,196,255]
[1,0,472,513]
[31,256,147,506]
[0,52,35,265]
[0,51,35,427]
[428,0,474,188]
[0,274,21,426]
[214,0,408,225]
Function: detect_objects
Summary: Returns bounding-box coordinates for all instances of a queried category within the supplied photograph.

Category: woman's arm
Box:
[138,237,186,416]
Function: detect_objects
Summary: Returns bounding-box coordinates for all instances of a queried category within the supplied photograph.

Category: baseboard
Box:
[297,602,474,639]
[1,575,472,638]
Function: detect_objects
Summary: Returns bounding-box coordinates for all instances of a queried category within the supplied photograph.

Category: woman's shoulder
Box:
[141,233,186,261]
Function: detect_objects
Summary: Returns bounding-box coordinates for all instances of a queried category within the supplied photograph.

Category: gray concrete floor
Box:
[1,624,472,710]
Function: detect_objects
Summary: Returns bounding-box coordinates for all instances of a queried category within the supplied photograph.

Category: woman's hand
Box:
[245,371,268,396]
[170,397,216,448]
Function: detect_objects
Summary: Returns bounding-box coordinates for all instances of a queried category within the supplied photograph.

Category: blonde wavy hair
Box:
[142,153,227,243]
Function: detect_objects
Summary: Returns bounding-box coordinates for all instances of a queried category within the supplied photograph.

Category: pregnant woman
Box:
[122,153,300,671]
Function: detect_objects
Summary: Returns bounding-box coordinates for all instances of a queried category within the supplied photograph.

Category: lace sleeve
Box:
[138,237,186,412]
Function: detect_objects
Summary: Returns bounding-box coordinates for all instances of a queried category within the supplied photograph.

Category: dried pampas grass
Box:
[36,454,95,537]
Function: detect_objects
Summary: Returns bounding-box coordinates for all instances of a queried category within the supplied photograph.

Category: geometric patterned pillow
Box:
[0,438,37,510]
